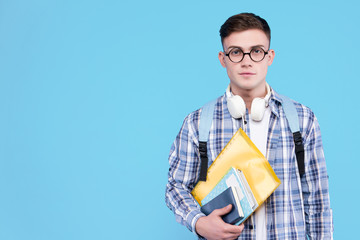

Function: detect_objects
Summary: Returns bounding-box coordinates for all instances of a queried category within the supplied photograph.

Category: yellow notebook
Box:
[191,128,281,207]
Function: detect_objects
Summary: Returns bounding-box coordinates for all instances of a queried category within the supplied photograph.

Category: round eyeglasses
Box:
[225,47,268,63]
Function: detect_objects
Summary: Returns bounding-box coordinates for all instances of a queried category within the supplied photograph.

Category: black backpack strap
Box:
[198,99,217,181]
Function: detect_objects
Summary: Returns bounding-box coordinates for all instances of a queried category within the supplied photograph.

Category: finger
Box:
[224,223,245,234]
[239,223,244,231]
[212,204,232,216]
[223,227,244,240]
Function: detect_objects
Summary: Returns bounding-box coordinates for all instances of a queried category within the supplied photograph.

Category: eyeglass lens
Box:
[228,47,266,63]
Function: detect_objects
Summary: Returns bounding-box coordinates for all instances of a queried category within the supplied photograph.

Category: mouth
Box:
[239,72,256,76]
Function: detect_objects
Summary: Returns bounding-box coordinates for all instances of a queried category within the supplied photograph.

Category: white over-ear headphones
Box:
[226,83,271,121]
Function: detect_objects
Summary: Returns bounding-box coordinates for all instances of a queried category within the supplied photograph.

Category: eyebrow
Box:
[227,45,266,51]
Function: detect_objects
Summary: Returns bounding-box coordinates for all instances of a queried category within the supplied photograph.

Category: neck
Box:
[230,83,268,111]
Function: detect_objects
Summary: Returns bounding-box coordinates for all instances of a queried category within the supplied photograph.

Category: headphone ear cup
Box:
[251,98,266,121]
[227,95,246,119]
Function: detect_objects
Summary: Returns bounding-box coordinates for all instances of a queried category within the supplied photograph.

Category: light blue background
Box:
[0,0,358,239]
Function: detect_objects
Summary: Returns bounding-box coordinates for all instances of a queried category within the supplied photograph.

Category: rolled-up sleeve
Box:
[302,114,333,239]
[165,113,206,233]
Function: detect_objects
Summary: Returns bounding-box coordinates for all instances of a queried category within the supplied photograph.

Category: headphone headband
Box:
[226,82,271,121]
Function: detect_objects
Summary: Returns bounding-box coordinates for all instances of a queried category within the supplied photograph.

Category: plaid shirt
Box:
[165,87,333,239]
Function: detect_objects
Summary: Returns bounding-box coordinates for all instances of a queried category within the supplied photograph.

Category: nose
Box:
[241,53,252,66]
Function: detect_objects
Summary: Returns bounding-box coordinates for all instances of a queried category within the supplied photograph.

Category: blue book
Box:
[200,186,244,225]
[201,167,258,225]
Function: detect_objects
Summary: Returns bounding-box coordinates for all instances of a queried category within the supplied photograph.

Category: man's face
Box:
[218,29,275,94]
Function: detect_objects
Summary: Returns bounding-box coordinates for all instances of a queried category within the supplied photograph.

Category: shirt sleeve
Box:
[165,113,206,234]
[302,114,333,239]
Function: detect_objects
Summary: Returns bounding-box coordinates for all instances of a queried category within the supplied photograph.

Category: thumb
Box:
[212,204,233,216]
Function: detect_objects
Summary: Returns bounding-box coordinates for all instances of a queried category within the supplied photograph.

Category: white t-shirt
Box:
[249,106,271,240]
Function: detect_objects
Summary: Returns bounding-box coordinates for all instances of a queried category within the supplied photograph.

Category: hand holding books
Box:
[195,204,245,240]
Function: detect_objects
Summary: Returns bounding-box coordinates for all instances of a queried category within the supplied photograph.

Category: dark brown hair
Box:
[219,13,271,47]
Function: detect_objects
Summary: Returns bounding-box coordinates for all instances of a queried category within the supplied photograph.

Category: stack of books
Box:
[191,128,281,225]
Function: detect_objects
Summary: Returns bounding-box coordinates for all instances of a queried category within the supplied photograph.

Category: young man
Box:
[165,13,333,240]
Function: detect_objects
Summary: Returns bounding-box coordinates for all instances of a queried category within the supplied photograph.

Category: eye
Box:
[230,48,242,56]
[251,47,264,54]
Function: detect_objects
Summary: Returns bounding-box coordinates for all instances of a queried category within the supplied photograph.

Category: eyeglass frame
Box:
[224,47,269,63]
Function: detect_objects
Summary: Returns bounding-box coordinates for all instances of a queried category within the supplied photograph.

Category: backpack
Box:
[198,94,305,182]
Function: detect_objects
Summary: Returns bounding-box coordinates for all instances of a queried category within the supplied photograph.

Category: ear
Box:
[218,51,226,68]
[267,49,275,66]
